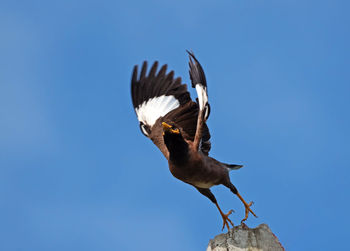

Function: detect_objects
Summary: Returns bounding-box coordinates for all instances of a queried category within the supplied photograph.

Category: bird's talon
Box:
[228,218,234,227]
[220,210,234,231]
[239,198,257,223]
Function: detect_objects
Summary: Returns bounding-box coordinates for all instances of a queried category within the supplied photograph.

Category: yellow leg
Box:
[236,192,257,223]
[214,201,234,231]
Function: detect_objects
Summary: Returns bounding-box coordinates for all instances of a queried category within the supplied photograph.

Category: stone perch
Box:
[207,224,284,251]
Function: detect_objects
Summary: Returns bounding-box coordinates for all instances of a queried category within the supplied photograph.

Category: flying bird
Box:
[131,51,257,230]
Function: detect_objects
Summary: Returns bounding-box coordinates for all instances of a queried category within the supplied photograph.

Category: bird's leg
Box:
[241,201,254,223]
[236,192,256,223]
[214,201,234,231]
[195,187,234,231]
[227,183,257,223]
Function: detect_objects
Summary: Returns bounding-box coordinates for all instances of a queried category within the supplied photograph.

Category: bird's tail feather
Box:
[222,163,243,171]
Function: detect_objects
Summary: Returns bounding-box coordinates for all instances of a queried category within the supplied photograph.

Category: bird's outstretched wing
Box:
[187,51,211,154]
[187,50,210,121]
[131,60,211,159]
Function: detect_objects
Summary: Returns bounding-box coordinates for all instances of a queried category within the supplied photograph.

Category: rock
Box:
[206,224,284,251]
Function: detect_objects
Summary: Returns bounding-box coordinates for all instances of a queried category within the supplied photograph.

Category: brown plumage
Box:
[131,51,257,231]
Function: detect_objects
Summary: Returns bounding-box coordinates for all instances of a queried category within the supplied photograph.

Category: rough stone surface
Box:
[207,224,284,251]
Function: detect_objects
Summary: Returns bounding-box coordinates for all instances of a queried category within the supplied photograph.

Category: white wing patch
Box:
[195,85,208,111]
[135,95,180,127]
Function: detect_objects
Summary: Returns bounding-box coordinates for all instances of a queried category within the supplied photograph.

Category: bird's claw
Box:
[221,210,234,231]
[241,201,256,223]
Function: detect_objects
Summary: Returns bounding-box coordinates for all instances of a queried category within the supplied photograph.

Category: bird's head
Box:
[162,122,184,147]
[162,122,188,162]
[162,122,180,136]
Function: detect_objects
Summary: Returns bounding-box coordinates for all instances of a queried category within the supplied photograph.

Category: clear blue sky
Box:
[1,1,349,250]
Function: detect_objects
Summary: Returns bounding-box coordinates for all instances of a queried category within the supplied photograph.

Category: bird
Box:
[130,51,257,231]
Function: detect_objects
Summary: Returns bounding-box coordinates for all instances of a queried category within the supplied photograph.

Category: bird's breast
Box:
[168,156,221,188]
[191,180,216,189]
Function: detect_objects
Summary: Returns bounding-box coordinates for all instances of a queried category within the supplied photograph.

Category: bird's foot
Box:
[241,201,256,223]
[220,209,234,231]
[236,192,257,223]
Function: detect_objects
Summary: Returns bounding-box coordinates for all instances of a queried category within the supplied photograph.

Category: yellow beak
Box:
[162,122,180,134]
